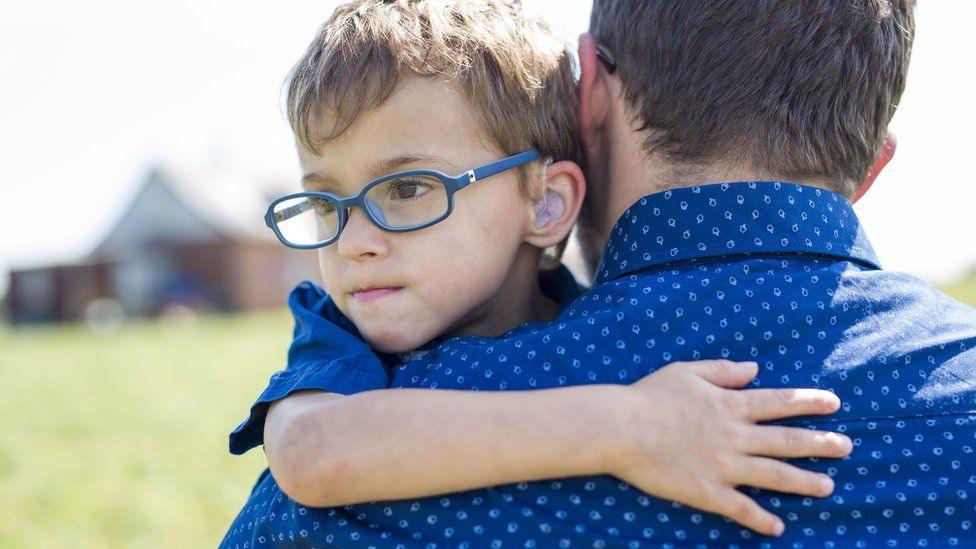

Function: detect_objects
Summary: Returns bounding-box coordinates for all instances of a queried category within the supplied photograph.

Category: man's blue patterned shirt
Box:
[223,182,976,548]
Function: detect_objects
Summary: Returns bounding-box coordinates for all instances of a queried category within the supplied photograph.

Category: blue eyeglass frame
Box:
[265,149,542,249]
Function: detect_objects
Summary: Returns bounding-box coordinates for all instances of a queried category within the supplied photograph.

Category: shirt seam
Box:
[599,250,880,285]
[789,409,976,426]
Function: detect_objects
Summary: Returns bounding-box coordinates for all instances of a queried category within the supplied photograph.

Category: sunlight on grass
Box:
[941,272,976,307]
[0,310,293,547]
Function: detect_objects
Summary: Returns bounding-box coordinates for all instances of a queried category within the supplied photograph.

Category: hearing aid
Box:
[533,157,564,229]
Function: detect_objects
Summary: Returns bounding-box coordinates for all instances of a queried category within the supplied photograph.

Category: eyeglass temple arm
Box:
[464,150,542,186]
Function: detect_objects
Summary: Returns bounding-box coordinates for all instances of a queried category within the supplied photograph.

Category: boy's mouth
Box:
[352,286,404,303]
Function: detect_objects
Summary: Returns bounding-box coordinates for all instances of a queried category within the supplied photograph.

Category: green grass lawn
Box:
[0,310,293,548]
[942,272,976,308]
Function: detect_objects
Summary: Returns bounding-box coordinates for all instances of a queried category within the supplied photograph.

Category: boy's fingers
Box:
[742,388,841,421]
[746,426,852,459]
[691,360,759,389]
[706,485,784,537]
[735,456,835,499]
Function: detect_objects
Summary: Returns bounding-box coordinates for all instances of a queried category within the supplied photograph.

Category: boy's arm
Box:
[266,360,852,537]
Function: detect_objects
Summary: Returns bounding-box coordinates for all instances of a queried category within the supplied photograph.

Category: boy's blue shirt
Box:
[228,263,585,456]
[222,182,976,548]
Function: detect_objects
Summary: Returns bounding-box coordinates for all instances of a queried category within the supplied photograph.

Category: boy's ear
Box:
[524,160,586,249]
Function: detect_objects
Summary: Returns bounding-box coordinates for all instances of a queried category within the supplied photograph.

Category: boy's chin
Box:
[362,328,435,355]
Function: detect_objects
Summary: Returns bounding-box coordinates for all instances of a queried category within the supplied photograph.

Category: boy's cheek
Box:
[316,260,338,296]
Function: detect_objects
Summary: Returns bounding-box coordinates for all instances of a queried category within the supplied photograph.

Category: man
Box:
[237,1,976,546]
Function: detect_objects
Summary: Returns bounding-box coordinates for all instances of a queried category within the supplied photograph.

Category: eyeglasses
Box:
[265,149,542,249]
[596,45,617,74]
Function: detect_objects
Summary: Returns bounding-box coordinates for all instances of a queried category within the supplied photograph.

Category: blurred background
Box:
[1,1,974,546]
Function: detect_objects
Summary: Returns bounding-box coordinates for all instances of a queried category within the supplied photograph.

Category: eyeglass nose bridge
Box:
[327,196,360,244]
[328,192,402,243]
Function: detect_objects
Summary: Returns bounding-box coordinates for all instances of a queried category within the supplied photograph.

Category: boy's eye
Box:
[389,179,432,200]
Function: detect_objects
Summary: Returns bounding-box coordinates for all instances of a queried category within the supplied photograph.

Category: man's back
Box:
[387,183,976,546]
[524,256,976,546]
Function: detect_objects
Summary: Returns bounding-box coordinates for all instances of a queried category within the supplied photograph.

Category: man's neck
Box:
[581,147,844,276]
[604,161,839,242]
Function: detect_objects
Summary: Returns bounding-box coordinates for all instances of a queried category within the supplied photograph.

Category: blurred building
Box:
[4,164,318,324]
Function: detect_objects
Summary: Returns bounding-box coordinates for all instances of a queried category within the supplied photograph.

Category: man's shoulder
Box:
[588,258,976,324]
[836,268,976,336]
[830,269,976,402]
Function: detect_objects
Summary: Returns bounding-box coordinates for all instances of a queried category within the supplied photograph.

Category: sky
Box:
[1,1,974,297]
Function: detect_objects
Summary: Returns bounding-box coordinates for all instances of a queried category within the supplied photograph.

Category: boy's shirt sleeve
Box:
[228,281,390,455]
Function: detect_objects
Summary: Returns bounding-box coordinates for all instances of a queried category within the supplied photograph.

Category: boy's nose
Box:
[336,207,390,262]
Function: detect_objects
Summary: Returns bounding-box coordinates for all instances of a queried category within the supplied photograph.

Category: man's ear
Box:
[525,160,586,249]
[578,33,611,153]
[853,133,896,203]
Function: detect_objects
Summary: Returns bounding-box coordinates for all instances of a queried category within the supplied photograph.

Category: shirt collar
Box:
[594,181,881,285]
[540,263,585,310]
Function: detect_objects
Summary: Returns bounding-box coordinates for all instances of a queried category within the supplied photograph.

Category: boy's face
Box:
[298,77,539,353]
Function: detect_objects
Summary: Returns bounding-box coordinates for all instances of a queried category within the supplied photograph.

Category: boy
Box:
[222,1,850,546]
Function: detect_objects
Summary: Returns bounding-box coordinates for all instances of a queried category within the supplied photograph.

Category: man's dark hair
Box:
[590,1,915,196]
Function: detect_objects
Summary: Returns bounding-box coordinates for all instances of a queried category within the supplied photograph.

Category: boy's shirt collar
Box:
[594,181,881,285]
[541,263,587,308]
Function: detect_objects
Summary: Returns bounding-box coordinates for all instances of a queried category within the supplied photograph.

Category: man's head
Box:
[284,0,585,352]
[578,0,915,271]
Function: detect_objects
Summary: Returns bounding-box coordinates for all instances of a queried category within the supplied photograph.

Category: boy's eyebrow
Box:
[301,153,462,191]
[373,153,461,176]
[301,171,338,190]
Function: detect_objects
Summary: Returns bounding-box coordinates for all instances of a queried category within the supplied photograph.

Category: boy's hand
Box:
[610,360,851,537]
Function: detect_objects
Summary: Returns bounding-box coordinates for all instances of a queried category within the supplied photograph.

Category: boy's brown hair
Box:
[286,0,579,199]
[590,0,915,197]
